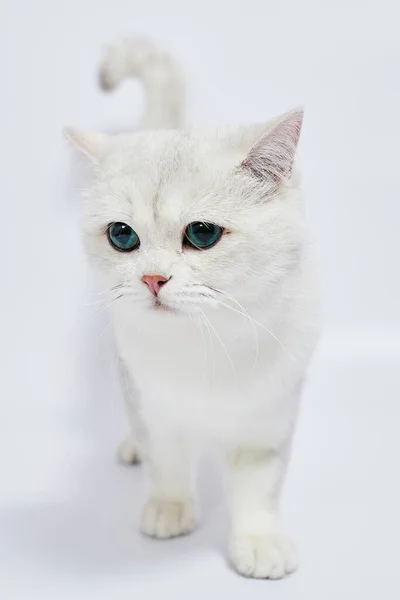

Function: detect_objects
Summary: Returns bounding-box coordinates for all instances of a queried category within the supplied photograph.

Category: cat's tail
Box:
[98,37,186,130]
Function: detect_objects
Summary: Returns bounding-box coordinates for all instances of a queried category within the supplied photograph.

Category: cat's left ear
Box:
[242,109,303,182]
[63,127,109,164]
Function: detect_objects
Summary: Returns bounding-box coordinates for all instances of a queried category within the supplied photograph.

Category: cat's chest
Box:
[113,309,298,443]
[118,317,247,391]
[114,307,268,392]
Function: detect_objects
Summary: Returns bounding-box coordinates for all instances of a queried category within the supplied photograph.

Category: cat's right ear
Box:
[240,109,303,183]
[63,127,109,164]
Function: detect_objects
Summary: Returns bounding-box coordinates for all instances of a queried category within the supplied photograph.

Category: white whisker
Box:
[197,307,216,386]
[198,285,296,363]
[219,300,295,362]
[198,307,236,376]
[204,288,259,370]
[98,317,113,340]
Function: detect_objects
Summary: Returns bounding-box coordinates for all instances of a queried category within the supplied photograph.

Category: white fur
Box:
[65,37,320,579]
[99,37,185,129]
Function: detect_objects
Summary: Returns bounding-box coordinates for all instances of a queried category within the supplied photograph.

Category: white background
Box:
[1,1,400,598]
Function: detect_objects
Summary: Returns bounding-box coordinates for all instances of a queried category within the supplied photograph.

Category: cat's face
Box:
[66,111,304,315]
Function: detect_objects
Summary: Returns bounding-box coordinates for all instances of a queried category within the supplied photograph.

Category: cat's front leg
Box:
[140,434,198,539]
[117,357,141,465]
[224,445,298,579]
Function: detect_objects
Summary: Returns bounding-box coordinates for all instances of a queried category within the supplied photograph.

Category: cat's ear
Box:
[241,109,303,182]
[63,127,109,163]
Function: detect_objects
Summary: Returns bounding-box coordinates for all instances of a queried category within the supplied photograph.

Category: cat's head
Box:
[65,110,305,315]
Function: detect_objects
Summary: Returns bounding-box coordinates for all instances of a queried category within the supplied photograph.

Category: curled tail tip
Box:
[97,37,161,92]
[98,43,126,92]
[98,37,185,90]
[97,37,186,128]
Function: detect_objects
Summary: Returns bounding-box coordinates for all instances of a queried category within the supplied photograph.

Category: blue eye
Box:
[184,222,223,249]
[107,222,140,252]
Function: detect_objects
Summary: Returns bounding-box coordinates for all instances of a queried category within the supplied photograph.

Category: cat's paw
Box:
[229,534,299,579]
[117,436,140,465]
[140,498,197,539]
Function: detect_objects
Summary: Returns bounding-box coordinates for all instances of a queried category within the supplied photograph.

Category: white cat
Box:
[65,37,320,579]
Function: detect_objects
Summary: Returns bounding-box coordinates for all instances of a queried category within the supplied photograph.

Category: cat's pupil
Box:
[115,224,131,244]
[192,223,211,243]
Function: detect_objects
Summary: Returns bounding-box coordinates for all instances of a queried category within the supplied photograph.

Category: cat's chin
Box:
[146,300,197,316]
[150,299,176,314]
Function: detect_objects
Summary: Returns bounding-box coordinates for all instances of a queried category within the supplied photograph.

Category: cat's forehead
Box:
[99,130,243,222]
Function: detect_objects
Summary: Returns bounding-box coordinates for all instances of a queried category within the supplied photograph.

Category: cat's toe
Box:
[140,498,197,539]
[117,436,140,465]
[229,534,298,579]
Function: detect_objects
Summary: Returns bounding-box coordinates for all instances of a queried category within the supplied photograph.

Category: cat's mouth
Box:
[153,298,174,313]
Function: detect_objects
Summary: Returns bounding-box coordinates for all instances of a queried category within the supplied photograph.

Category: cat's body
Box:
[66,38,319,579]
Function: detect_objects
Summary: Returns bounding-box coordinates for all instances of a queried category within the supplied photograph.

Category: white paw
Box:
[140,498,197,539]
[229,534,299,579]
[117,436,140,465]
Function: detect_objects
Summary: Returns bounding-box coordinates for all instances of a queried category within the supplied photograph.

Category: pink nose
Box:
[141,274,170,297]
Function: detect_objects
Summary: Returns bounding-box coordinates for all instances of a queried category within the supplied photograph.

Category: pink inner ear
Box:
[242,109,303,182]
